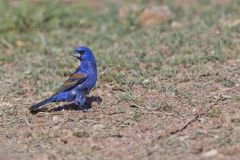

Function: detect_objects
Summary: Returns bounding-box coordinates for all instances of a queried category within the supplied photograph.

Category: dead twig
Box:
[169,98,222,135]
[130,102,143,108]
[154,98,222,143]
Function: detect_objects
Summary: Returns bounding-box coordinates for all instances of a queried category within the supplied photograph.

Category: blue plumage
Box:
[30,46,97,111]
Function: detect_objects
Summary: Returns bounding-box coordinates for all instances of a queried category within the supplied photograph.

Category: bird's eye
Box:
[79,50,85,55]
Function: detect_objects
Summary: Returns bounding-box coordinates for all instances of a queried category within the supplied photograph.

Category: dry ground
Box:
[0,0,240,160]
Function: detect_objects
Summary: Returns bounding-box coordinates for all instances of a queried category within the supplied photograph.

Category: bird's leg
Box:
[74,92,92,112]
[92,96,102,104]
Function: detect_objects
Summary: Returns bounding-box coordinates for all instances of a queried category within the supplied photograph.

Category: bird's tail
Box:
[29,98,52,111]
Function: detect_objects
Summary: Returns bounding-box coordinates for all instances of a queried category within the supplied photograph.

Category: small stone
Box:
[143,79,150,84]
[202,149,218,157]
[171,21,183,29]
[52,116,64,125]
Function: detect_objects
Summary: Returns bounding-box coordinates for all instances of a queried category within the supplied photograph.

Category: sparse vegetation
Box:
[0,0,240,159]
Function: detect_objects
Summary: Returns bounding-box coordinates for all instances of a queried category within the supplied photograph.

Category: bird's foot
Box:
[95,97,102,105]
[86,96,102,106]
[74,100,93,112]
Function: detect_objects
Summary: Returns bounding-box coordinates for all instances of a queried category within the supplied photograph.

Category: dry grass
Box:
[0,0,240,159]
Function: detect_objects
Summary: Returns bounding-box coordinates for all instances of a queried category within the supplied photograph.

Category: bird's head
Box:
[72,46,95,62]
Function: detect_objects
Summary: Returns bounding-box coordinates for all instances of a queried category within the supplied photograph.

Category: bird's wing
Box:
[53,72,87,95]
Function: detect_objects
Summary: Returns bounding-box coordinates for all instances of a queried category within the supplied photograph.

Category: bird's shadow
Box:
[30,96,102,114]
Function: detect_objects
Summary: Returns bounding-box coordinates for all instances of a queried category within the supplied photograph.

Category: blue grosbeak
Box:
[29,46,97,111]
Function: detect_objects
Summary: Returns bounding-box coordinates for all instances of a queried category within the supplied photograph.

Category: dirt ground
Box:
[2,60,240,160]
[0,0,240,160]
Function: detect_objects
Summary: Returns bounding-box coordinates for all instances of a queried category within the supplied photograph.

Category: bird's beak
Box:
[72,51,81,58]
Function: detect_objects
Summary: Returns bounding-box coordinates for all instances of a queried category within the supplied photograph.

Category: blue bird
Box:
[29,46,97,111]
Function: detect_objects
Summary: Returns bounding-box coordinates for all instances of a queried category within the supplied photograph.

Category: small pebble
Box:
[202,149,218,157]
[52,116,63,125]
